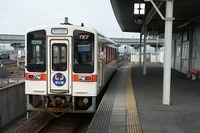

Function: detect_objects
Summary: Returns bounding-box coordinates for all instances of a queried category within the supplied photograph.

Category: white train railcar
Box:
[25,24,118,113]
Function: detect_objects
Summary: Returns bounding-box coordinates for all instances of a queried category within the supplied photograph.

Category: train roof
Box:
[27,24,96,33]
[27,24,118,46]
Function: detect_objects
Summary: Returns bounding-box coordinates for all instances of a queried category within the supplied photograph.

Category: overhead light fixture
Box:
[133,1,145,24]
[134,1,145,15]
[135,16,143,24]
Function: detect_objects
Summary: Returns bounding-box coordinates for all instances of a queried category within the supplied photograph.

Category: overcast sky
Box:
[0,0,139,38]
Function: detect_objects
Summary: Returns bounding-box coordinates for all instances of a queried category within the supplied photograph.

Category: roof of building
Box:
[1,59,16,65]
[0,67,10,78]
[0,53,9,59]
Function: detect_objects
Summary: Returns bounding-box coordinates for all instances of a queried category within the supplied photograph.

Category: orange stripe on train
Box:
[25,73,46,81]
[73,74,97,82]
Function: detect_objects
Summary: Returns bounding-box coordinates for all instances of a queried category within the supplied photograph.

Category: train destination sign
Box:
[51,28,68,34]
[31,40,43,45]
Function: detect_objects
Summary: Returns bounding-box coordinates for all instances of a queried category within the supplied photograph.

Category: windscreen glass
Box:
[27,30,46,72]
[73,30,94,73]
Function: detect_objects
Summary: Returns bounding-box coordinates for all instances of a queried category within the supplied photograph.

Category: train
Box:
[25,21,118,115]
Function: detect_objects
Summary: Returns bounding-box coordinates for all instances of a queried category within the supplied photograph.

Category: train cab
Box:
[25,24,118,113]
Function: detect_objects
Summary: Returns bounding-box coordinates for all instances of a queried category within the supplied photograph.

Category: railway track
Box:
[0,112,93,133]
[36,113,82,133]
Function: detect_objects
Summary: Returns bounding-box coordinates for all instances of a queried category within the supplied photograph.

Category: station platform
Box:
[87,62,200,133]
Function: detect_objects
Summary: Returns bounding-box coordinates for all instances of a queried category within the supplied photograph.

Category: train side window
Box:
[106,46,108,64]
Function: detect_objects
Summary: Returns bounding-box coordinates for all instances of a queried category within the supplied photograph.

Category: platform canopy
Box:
[110,0,200,35]
[111,0,200,105]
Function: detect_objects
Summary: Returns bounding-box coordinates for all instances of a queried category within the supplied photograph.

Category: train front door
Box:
[50,39,70,93]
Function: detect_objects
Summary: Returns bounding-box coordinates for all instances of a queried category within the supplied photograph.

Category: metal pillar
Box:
[156,35,159,63]
[163,0,174,105]
[139,33,142,66]
[188,26,193,71]
[143,24,147,75]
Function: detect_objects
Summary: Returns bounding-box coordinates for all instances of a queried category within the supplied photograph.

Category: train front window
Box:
[73,30,94,73]
[27,30,46,72]
[52,43,67,71]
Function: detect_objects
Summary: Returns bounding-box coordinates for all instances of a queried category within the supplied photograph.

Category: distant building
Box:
[0,67,10,87]
[0,59,24,77]
[0,43,26,78]
[0,52,10,59]
[0,54,24,78]
[10,43,25,75]
[0,40,25,85]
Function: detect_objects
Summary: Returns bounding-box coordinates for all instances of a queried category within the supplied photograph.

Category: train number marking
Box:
[79,35,89,40]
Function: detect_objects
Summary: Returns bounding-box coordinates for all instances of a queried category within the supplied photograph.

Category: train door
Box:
[99,46,105,86]
[49,39,70,93]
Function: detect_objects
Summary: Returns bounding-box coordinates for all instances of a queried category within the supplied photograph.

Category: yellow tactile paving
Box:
[126,63,142,133]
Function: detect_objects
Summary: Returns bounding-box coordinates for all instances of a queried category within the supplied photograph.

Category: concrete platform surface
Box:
[88,62,200,133]
[132,62,200,133]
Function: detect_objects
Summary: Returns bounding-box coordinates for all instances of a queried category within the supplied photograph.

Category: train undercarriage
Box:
[27,95,95,114]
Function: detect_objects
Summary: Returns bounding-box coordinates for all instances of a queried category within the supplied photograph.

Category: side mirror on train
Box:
[25,66,29,69]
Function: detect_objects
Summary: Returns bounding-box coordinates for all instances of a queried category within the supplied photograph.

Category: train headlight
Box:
[78,75,92,81]
[85,76,92,81]
[28,74,41,80]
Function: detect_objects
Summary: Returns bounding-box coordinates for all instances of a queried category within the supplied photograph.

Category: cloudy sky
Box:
[0,0,139,38]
